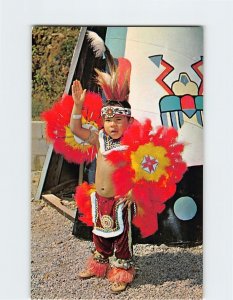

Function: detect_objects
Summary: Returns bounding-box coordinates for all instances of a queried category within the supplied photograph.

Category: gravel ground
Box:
[31,172,203,300]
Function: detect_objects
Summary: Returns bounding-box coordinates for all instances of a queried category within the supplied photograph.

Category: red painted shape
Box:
[141,155,158,173]
[191,59,203,95]
[181,95,195,109]
[156,59,174,95]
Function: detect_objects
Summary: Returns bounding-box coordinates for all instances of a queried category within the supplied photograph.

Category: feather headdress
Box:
[86,31,131,102]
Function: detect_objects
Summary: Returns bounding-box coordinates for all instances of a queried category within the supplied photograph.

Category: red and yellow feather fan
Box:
[41,92,103,164]
[106,119,187,238]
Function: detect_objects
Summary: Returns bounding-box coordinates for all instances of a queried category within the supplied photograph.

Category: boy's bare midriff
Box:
[95,150,116,198]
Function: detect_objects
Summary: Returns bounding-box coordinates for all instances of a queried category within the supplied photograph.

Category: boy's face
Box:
[103,115,132,139]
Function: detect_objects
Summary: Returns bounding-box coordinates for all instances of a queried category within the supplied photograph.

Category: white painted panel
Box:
[124,27,203,166]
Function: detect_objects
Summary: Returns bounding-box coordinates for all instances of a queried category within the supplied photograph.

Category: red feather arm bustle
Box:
[106,119,187,238]
[41,92,103,164]
[74,182,95,226]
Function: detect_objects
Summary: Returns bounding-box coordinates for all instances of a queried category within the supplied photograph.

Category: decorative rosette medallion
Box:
[100,215,114,229]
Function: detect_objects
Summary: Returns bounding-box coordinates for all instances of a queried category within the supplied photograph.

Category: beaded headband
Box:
[101,106,131,118]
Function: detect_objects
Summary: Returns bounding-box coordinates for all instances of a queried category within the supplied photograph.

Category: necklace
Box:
[104,133,121,152]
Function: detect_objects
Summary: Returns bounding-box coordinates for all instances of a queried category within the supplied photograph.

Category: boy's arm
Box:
[70,80,99,146]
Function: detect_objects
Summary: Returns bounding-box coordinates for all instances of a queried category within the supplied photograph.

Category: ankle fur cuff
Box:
[107,267,135,283]
[87,256,109,278]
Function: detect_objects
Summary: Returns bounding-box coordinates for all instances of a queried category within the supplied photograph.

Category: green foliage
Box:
[32,26,80,120]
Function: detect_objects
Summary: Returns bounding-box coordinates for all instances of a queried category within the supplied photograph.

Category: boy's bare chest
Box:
[96,151,115,173]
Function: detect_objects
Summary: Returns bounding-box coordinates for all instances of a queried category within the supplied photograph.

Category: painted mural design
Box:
[149,55,203,130]
[146,51,203,231]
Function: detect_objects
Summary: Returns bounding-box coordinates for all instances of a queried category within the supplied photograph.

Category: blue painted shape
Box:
[159,96,181,112]
[149,55,163,67]
[161,112,169,127]
[178,111,184,127]
[105,27,127,58]
[170,112,178,130]
[195,96,203,110]
[196,111,203,126]
[180,74,190,86]
[173,196,197,221]
[182,109,196,118]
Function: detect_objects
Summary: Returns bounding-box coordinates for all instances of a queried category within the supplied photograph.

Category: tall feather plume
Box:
[94,68,113,99]
[95,56,131,101]
[86,30,117,75]
[86,30,131,102]
[104,46,117,75]
[86,30,106,57]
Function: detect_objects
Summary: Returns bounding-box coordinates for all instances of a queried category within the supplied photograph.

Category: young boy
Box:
[70,79,135,293]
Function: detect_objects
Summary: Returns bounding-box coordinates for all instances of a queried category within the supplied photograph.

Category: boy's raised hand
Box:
[72,80,86,108]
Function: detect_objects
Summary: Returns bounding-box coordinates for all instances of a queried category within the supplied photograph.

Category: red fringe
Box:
[87,256,109,278]
[107,267,135,283]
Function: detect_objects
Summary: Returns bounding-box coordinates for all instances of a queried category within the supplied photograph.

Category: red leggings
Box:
[93,196,133,260]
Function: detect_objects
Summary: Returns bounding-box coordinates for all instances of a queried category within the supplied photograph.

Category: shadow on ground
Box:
[133,250,202,286]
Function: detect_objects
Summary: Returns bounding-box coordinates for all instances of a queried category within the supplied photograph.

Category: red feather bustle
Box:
[41,92,103,164]
[106,119,187,238]
[74,182,95,226]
